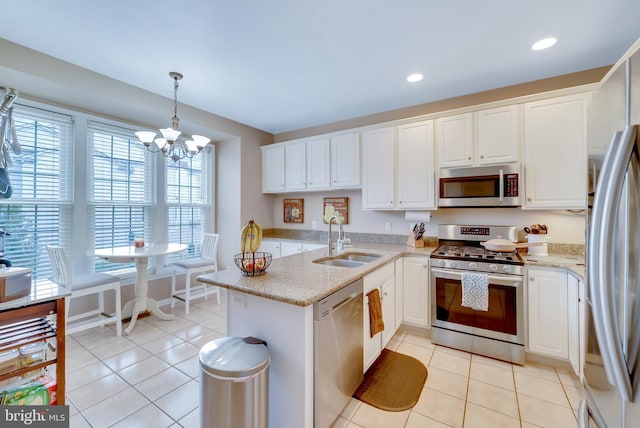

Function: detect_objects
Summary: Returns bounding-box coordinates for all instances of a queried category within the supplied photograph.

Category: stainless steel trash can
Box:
[199,336,270,428]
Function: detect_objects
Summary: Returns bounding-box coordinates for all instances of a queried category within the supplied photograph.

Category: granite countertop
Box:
[199,241,586,307]
[0,279,69,312]
[198,244,434,307]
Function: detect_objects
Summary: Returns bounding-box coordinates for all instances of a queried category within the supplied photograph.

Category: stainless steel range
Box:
[430,225,525,364]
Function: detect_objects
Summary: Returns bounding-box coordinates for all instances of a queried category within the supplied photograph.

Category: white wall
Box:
[269,190,585,244]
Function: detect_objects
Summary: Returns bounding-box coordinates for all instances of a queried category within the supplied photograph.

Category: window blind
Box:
[87,121,153,272]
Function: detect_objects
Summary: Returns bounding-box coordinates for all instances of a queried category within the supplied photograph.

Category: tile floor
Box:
[65,291,584,427]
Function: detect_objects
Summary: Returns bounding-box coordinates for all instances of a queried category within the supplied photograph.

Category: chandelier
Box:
[135,72,210,162]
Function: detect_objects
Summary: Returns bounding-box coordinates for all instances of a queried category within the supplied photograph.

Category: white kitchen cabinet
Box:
[258,239,281,259]
[284,141,307,191]
[436,112,474,168]
[331,132,361,188]
[363,262,396,371]
[397,120,436,209]
[306,137,331,190]
[402,256,430,328]
[361,120,436,210]
[523,93,589,209]
[280,240,303,257]
[362,127,395,209]
[394,258,403,332]
[261,145,285,193]
[527,268,569,359]
[476,104,522,165]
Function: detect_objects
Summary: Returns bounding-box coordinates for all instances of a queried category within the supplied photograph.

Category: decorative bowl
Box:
[234,252,272,276]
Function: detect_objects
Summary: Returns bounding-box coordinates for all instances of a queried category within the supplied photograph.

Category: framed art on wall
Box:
[283,198,304,223]
[323,197,348,224]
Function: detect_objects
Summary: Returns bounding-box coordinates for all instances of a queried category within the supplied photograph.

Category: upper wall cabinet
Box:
[361,120,436,210]
[262,132,358,193]
[523,93,590,209]
[436,106,522,168]
[330,132,361,189]
[262,144,286,193]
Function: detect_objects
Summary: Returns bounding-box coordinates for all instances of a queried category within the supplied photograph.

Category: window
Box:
[0,105,73,280]
[87,121,152,272]
[167,149,212,261]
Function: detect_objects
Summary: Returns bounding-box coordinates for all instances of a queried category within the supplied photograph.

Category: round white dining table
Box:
[94,243,188,335]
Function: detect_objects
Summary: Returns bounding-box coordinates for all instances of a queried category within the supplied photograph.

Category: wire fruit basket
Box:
[234,252,272,276]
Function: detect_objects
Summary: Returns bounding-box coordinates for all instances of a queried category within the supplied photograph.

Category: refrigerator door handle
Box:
[589,125,638,403]
[577,400,590,427]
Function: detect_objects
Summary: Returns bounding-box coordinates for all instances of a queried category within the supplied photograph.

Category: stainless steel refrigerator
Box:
[581,38,640,427]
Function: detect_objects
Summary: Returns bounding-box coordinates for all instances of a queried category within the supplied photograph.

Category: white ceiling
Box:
[1,1,639,135]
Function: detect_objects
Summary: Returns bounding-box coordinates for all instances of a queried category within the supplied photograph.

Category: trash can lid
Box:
[199,336,270,378]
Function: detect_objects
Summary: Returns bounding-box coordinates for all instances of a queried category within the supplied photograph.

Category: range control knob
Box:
[468,262,478,269]
[438,260,445,267]
[450,261,458,269]
[503,265,513,273]
[489,264,498,271]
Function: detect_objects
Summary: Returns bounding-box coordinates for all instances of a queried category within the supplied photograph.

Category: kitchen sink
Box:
[313,252,382,268]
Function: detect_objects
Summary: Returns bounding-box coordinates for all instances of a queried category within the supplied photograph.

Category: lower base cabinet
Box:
[363,262,396,371]
[402,256,430,328]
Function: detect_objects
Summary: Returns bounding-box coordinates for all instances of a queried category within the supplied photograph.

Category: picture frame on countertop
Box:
[323,197,348,224]
[283,198,304,223]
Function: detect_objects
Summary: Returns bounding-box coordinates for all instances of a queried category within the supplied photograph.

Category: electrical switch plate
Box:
[385,222,392,232]
[311,220,317,229]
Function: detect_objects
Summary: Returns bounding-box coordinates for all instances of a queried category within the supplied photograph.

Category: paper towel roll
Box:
[404,211,432,222]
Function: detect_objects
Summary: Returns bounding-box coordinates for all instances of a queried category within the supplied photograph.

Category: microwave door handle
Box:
[589,126,637,402]
[499,169,504,202]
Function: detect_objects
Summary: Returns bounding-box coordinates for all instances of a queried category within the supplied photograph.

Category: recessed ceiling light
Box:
[532,37,557,51]
[406,73,423,83]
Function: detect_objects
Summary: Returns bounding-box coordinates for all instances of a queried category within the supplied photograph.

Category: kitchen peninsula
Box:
[197,245,420,428]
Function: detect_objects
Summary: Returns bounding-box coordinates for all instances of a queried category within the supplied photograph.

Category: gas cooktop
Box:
[431,244,523,264]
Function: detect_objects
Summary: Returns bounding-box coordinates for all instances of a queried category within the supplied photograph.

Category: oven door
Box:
[430,267,524,344]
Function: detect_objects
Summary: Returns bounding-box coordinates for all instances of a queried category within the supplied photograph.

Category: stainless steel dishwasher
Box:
[314,278,363,428]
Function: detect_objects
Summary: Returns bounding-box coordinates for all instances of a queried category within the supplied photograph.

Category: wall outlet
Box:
[385,222,392,232]
[311,220,317,229]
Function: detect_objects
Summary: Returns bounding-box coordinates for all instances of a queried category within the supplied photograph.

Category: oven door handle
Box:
[431,267,523,285]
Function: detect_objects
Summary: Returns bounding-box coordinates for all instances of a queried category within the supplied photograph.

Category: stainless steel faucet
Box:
[327,214,343,256]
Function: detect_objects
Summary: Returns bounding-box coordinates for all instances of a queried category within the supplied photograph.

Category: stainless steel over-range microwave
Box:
[438,164,521,207]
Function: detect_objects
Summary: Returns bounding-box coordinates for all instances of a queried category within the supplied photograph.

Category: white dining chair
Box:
[170,233,220,315]
[46,245,122,336]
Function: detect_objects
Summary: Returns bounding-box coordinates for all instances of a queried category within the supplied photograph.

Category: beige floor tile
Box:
[147,316,195,333]
[563,384,586,410]
[429,348,471,376]
[396,341,433,366]
[341,398,362,420]
[405,411,452,427]
[512,361,560,382]
[69,413,91,428]
[385,337,402,351]
[434,345,472,360]
[521,423,544,428]
[110,404,174,428]
[134,366,190,401]
[467,379,519,418]
[156,341,200,365]
[187,329,226,349]
[67,373,130,411]
[102,346,152,372]
[117,355,171,385]
[463,402,520,428]
[412,387,465,428]
[518,394,577,427]
[124,321,171,345]
[351,402,410,428]
[154,379,199,421]
[199,314,226,331]
[346,422,364,428]
[515,372,569,405]
[471,353,514,370]
[469,359,515,391]
[88,337,138,360]
[70,327,124,349]
[557,368,583,388]
[403,332,435,349]
[142,334,186,355]
[66,348,100,372]
[333,416,350,428]
[81,387,150,427]
[425,366,468,399]
[66,361,113,392]
[173,323,213,341]
[174,354,200,378]
[177,407,200,428]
